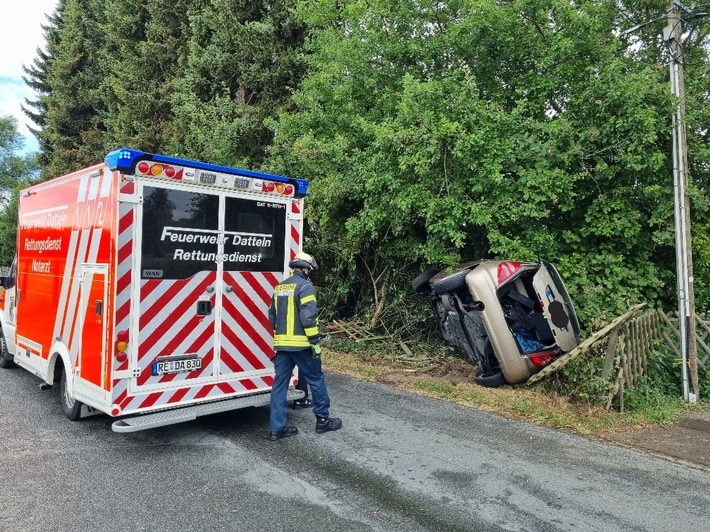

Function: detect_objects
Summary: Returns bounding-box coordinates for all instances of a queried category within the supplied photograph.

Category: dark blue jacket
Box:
[269,269,320,350]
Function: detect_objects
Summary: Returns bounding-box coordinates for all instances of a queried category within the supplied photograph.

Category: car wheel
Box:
[0,332,15,369]
[59,365,82,420]
[474,369,506,388]
[431,268,470,295]
[412,269,439,293]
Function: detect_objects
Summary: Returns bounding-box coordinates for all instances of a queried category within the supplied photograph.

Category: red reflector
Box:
[116,329,129,353]
[496,261,521,284]
[137,162,150,174]
[164,166,176,178]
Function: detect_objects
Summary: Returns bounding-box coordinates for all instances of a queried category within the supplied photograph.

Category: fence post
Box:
[601,329,619,380]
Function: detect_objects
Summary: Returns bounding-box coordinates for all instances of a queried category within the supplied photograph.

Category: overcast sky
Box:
[0,1,59,153]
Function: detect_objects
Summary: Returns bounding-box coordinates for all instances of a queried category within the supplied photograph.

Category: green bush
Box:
[532,345,611,405]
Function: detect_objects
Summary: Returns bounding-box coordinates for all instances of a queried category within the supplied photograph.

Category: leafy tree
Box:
[677,5,710,320]
[0,192,21,267]
[0,116,39,265]
[0,117,39,203]
[17,0,710,333]
[266,0,708,328]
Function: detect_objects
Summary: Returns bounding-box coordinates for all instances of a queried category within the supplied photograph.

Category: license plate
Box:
[151,357,202,376]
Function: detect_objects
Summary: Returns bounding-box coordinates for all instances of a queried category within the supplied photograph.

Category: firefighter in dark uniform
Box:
[268,252,342,440]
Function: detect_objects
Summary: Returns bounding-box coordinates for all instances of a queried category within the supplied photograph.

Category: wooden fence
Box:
[527,304,709,411]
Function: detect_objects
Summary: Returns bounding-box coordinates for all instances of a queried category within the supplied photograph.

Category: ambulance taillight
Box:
[137,161,179,179]
[261,182,295,196]
[115,330,129,363]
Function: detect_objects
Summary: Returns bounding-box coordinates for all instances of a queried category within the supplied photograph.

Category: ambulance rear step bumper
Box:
[112,388,305,433]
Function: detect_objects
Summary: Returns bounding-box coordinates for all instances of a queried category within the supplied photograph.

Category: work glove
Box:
[311,344,322,357]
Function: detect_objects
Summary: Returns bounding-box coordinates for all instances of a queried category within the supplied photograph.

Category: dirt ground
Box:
[609,410,710,470]
[343,354,710,472]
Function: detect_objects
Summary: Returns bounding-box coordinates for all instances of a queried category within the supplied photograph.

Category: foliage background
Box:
[2,0,709,338]
[0,116,39,265]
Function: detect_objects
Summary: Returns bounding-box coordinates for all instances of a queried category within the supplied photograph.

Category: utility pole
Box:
[664,0,698,402]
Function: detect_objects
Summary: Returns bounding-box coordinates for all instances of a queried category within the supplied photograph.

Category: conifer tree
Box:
[101,0,192,153]
[30,0,108,178]
[22,1,65,171]
[169,0,306,166]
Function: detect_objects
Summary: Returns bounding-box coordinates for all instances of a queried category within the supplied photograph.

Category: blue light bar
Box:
[105,147,309,197]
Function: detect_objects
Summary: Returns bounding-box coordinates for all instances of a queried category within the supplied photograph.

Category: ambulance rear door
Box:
[130,180,287,400]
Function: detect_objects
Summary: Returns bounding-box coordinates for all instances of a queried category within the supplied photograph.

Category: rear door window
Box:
[223,197,286,272]
[141,187,219,280]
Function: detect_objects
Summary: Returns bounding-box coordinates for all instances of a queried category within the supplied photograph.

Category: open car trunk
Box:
[497,260,580,360]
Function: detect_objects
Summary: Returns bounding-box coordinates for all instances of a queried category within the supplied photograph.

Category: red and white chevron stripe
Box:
[111,190,304,417]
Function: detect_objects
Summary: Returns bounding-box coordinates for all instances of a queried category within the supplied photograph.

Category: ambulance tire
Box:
[59,365,82,420]
[0,332,15,369]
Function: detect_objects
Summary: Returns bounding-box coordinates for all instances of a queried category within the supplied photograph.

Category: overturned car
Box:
[413,260,581,387]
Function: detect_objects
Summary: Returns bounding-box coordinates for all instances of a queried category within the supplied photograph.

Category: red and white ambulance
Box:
[0,148,306,432]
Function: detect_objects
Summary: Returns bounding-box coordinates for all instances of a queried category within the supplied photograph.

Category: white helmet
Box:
[289,251,319,271]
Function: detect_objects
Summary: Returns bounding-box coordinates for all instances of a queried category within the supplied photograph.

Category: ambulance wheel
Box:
[0,332,15,368]
[59,366,82,420]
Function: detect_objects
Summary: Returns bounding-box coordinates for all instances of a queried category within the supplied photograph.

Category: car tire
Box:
[431,268,471,295]
[474,369,506,388]
[0,332,15,369]
[59,365,82,420]
[412,270,439,293]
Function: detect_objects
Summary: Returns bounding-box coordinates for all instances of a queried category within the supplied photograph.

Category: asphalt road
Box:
[1,367,708,532]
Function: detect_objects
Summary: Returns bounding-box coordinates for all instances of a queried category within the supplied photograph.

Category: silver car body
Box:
[421,259,580,385]
[465,260,580,383]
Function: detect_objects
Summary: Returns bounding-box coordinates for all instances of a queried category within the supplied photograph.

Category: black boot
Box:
[315,416,342,434]
[269,426,299,441]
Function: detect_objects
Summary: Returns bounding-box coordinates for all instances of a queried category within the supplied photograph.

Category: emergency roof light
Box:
[105,147,309,197]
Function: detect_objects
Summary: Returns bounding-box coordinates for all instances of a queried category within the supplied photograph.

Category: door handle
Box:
[196,301,212,315]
